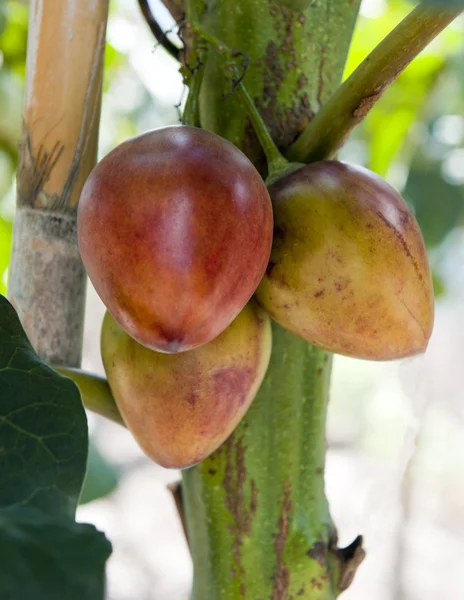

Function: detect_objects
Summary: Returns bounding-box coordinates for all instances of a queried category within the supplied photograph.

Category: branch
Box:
[9,0,108,366]
[53,366,125,427]
[288,1,463,164]
[137,0,182,61]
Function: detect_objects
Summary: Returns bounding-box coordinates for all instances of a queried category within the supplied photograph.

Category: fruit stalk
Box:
[8,0,108,366]
[235,82,291,180]
[181,1,362,597]
[53,366,125,427]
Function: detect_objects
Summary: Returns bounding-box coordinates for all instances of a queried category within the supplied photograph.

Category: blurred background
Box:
[1,0,464,598]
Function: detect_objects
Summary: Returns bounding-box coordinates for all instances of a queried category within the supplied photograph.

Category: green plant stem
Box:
[9,0,108,367]
[181,2,363,597]
[184,325,343,598]
[182,59,205,128]
[188,21,288,168]
[288,0,463,164]
[187,23,302,182]
[53,366,124,427]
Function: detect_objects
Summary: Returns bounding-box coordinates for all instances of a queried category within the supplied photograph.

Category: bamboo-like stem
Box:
[8,0,109,366]
[288,0,463,164]
[53,367,125,427]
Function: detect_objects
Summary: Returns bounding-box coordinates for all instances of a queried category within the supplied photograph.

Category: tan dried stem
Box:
[8,0,109,366]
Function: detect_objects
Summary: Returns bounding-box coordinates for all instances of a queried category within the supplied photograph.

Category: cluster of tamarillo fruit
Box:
[78,118,434,469]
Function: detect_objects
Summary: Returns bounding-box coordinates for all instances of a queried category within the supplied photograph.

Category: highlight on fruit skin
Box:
[101,301,272,469]
[255,160,434,360]
[78,125,273,354]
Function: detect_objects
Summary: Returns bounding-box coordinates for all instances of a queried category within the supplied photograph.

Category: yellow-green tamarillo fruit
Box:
[255,161,434,360]
[101,302,271,468]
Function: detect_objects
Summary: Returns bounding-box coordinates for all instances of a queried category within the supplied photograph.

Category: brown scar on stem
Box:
[352,87,385,119]
[223,436,252,596]
[307,540,327,567]
[272,481,293,600]
[250,478,258,515]
[311,577,323,590]
[352,72,400,120]
[317,47,326,108]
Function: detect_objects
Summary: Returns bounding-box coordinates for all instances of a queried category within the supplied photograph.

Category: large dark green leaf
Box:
[0,506,111,600]
[0,294,88,518]
[0,295,111,599]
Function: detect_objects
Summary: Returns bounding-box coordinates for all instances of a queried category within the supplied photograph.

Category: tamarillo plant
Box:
[0,0,462,598]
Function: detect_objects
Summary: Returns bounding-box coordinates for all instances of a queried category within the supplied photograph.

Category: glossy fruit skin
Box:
[78,126,273,353]
[101,302,272,469]
[255,161,434,360]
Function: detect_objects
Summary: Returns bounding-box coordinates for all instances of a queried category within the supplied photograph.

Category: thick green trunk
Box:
[182,1,361,598]
[184,326,337,598]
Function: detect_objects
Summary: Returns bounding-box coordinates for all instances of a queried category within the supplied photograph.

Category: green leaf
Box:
[0,506,111,600]
[79,440,119,505]
[0,296,111,599]
[0,294,88,518]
